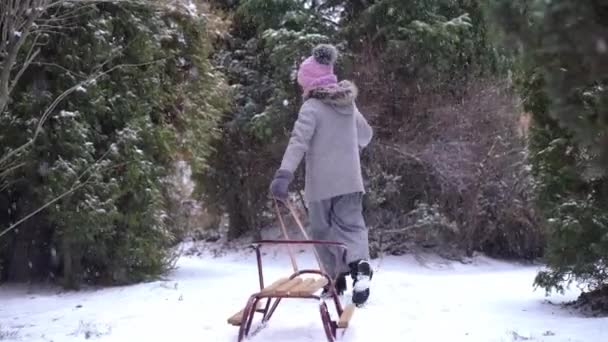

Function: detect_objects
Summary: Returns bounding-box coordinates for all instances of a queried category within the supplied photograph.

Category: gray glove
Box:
[269,169,293,202]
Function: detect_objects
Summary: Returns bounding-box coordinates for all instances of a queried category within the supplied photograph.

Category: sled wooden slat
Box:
[227,301,262,326]
[259,277,290,295]
[296,277,328,296]
[274,277,304,295]
[227,309,246,326]
[337,304,356,328]
[287,278,315,295]
[228,278,290,326]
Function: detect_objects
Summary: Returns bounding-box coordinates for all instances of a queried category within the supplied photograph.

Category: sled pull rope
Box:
[274,199,299,273]
[285,201,326,275]
[374,230,385,274]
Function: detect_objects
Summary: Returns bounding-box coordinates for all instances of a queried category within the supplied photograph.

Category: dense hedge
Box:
[0,1,228,288]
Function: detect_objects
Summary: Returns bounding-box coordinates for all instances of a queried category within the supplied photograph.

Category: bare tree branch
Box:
[381,223,435,235]
[0,174,94,239]
[42,2,98,22]
[0,0,153,114]
[0,136,123,239]
[32,23,78,30]
[0,3,10,55]
[8,34,41,96]
[0,1,44,114]
[33,61,85,78]
[0,161,26,181]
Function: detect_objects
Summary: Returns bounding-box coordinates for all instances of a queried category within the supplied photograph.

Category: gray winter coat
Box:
[279,80,373,203]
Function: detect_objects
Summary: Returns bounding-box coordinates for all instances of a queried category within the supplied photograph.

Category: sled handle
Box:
[250,239,348,293]
[251,239,348,250]
[273,199,332,275]
[250,239,348,276]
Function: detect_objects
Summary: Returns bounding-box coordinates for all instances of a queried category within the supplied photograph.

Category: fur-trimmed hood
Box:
[304,80,358,111]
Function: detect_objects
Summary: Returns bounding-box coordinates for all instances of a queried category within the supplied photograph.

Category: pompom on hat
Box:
[297,44,339,95]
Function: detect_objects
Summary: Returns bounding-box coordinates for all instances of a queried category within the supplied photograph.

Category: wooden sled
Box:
[227,239,356,342]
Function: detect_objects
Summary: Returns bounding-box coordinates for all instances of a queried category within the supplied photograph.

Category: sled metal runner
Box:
[227,239,356,342]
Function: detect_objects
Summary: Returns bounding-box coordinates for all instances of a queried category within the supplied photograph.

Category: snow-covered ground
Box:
[1,243,607,342]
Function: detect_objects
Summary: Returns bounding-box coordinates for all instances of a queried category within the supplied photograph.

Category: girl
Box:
[269,44,374,306]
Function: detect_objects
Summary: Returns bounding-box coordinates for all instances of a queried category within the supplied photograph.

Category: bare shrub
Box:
[565,285,608,316]
[70,320,111,340]
[0,324,18,340]
[357,65,544,260]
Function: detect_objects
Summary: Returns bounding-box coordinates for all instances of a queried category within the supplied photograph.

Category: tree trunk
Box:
[61,234,82,290]
[7,233,29,282]
[226,192,249,239]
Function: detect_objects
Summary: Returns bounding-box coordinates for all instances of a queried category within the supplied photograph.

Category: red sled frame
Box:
[230,239,354,342]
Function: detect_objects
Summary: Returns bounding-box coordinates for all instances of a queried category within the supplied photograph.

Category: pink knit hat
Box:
[297,44,339,95]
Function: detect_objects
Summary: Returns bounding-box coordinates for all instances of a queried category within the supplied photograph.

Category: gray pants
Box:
[308,192,370,280]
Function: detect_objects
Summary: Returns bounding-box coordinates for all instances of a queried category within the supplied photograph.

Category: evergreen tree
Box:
[489,0,608,173]
[487,0,608,296]
[199,0,336,238]
[327,0,502,95]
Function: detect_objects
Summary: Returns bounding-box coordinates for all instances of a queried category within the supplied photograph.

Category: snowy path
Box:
[1,245,607,342]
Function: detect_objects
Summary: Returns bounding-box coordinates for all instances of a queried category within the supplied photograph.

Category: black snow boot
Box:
[335,273,347,295]
[349,259,373,307]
